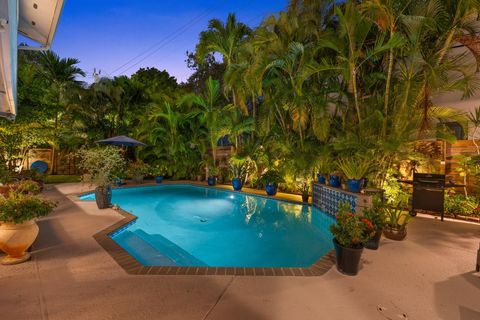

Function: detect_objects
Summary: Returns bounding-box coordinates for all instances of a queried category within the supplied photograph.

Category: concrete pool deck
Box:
[1,182,479,320]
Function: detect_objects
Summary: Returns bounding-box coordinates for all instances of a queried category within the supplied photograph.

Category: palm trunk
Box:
[351,65,361,124]
[383,45,395,138]
[472,126,479,155]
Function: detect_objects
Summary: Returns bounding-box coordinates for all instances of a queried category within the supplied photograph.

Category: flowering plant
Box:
[150,163,167,176]
[363,196,385,231]
[330,202,374,248]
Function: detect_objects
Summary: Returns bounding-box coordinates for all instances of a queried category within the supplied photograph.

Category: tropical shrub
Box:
[14,180,42,195]
[77,147,125,187]
[444,192,478,217]
[259,170,284,187]
[330,202,374,248]
[127,160,150,177]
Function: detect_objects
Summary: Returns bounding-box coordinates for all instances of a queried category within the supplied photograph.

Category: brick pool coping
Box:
[89,183,336,276]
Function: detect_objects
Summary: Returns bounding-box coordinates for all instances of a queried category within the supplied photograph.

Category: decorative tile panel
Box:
[312,183,372,216]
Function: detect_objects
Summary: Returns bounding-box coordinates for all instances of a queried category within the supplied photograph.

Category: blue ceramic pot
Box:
[114,178,123,187]
[347,179,362,193]
[317,174,326,184]
[265,183,277,196]
[232,178,243,191]
[207,176,216,186]
[330,175,341,188]
[155,176,164,184]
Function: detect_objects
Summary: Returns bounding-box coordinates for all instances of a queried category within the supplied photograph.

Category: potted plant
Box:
[0,192,56,265]
[329,171,342,188]
[316,156,332,184]
[336,158,371,193]
[229,158,246,191]
[299,180,311,203]
[330,202,374,275]
[363,196,385,250]
[151,163,167,184]
[128,160,149,184]
[383,203,411,241]
[260,170,284,196]
[207,164,218,186]
[77,147,125,209]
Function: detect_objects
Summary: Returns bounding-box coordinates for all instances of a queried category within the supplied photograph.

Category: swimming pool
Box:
[82,184,335,268]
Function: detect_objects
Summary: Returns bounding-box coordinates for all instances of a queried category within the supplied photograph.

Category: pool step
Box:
[133,229,207,267]
[114,229,207,267]
[114,230,178,266]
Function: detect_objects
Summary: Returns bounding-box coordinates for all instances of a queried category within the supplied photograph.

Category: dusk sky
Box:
[46,0,289,83]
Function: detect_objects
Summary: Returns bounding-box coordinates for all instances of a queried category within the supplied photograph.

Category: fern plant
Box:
[336,158,371,180]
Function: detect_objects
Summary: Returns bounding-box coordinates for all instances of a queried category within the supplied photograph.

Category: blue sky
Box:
[47,0,288,83]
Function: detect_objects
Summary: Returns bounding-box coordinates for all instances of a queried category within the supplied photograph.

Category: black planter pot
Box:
[302,194,309,203]
[95,186,112,209]
[365,229,382,250]
[333,238,364,276]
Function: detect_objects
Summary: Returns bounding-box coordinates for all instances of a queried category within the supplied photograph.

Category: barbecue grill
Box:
[411,173,446,220]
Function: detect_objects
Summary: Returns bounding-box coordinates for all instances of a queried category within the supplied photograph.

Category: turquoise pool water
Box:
[82,185,335,268]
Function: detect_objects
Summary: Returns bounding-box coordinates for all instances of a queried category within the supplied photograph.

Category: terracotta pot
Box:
[0,220,39,265]
[383,225,407,241]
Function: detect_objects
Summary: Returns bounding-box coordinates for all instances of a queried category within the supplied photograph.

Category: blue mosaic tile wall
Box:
[312,183,360,216]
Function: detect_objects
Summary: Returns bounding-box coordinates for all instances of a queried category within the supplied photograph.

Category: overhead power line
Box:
[108,8,215,77]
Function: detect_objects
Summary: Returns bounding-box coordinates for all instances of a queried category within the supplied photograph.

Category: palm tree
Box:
[181,77,232,164]
[39,51,85,174]
[196,13,252,115]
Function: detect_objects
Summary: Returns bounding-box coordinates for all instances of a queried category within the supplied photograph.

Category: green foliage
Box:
[259,170,284,187]
[0,194,56,224]
[14,180,42,195]
[363,196,385,231]
[77,147,125,187]
[9,0,480,193]
[336,157,372,180]
[150,163,168,176]
[444,191,478,217]
[44,175,81,184]
[229,155,248,180]
[384,205,410,230]
[127,160,150,177]
[330,202,374,248]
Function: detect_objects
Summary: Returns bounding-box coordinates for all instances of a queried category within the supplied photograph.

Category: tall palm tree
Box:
[181,77,233,164]
[196,13,252,115]
[39,51,85,174]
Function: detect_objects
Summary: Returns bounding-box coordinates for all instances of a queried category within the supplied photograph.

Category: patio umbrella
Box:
[97,135,147,147]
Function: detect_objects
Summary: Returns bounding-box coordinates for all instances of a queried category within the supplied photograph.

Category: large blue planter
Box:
[232,178,243,191]
[347,179,362,193]
[207,176,216,186]
[155,176,164,184]
[317,174,326,184]
[330,175,341,188]
[265,183,277,196]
